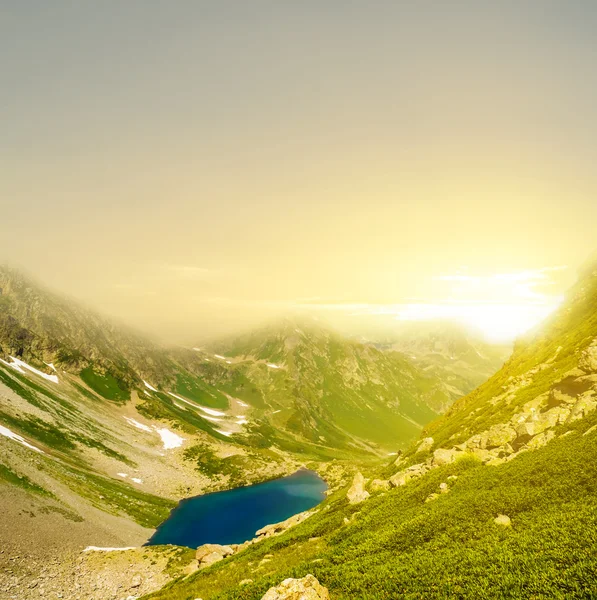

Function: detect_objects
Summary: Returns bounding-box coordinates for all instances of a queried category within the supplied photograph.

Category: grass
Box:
[174,372,229,410]
[46,460,176,529]
[80,366,130,402]
[144,412,597,600]
[0,463,54,498]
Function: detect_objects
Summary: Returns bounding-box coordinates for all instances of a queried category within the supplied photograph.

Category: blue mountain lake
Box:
[146,468,328,548]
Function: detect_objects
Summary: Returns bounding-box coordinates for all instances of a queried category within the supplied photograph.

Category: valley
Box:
[0,266,506,599]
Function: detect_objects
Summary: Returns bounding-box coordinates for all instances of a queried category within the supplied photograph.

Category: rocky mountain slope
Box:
[208,320,466,450]
[374,321,511,412]
[144,258,597,600]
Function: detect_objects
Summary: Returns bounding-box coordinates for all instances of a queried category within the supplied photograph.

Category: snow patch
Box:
[272,410,282,415]
[131,477,143,484]
[143,380,158,392]
[215,429,233,437]
[197,406,226,417]
[123,417,152,433]
[155,428,184,450]
[201,415,222,423]
[0,424,44,453]
[0,357,59,384]
[214,354,227,360]
[117,473,128,478]
[83,547,136,553]
[237,400,249,408]
[266,363,282,369]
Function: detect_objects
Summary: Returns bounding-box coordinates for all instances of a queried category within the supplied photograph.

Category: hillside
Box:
[0,266,483,598]
[208,320,459,450]
[144,260,597,599]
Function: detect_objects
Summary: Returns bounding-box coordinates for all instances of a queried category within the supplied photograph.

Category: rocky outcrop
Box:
[416,437,434,454]
[369,478,391,492]
[255,510,315,540]
[579,339,597,373]
[261,574,330,600]
[383,368,597,492]
[196,544,234,567]
[347,472,370,504]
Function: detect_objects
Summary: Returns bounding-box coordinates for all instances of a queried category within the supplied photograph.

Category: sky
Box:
[2,1,597,343]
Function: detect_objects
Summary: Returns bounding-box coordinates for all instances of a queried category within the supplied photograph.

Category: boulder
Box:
[526,430,556,450]
[416,437,434,454]
[346,472,370,504]
[579,340,597,373]
[485,424,517,449]
[439,482,449,494]
[261,575,330,600]
[432,448,458,466]
[406,462,429,476]
[369,478,391,492]
[494,514,512,527]
[569,395,597,422]
[425,493,439,503]
[196,544,234,567]
[515,422,535,437]
[389,470,412,488]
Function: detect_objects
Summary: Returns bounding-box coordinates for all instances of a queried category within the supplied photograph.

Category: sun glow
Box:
[295,267,567,343]
[392,301,562,342]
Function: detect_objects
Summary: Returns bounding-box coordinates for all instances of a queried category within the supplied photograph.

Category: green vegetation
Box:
[174,372,229,410]
[145,414,597,600]
[0,463,53,497]
[46,460,175,528]
[80,366,130,402]
[183,443,250,484]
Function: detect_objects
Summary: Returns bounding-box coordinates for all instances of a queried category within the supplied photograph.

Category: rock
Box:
[406,462,429,476]
[261,574,330,600]
[579,340,597,373]
[346,472,370,504]
[584,424,597,436]
[240,579,253,586]
[416,437,434,453]
[494,514,512,527]
[369,479,391,492]
[196,544,234,567]
[526,430,556,450]
[389,470,412,488]
[439,482,449,494]
[425,493,439,503]
[485,424,517,449]
[432,448,458,466]
[515,422,535,437]
[568,395,597,422]
[256,511,315,538]
[130,575,142,588]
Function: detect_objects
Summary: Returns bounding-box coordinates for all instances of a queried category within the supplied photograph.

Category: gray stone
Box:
[347,472,370,504]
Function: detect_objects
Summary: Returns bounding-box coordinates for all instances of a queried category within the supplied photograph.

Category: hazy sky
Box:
[2,2,597,341]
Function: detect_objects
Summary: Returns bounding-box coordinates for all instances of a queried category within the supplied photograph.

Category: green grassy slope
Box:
[145,412,597,600]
